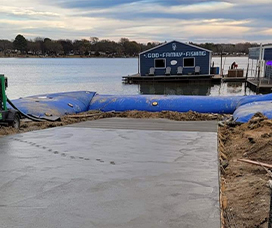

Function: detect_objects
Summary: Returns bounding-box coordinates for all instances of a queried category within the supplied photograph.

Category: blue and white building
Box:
[139,40,212,76]
[249,45,272,79]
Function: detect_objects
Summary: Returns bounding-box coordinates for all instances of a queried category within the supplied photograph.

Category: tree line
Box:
[0,34,263,57]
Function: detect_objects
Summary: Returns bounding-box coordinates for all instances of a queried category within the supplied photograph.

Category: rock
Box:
[248,137,256,143]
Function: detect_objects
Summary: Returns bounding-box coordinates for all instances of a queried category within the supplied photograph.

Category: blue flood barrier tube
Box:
[89,94,244,114]
[235,93,272,108]
[7,91,272,123]
[9,91,96,117]
[233,100,272,123]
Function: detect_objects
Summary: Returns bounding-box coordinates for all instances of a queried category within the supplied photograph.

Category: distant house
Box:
[139,40,212,76]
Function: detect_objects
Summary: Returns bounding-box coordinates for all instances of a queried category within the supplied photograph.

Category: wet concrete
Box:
[68,118,218,132]
[0,119,220,228]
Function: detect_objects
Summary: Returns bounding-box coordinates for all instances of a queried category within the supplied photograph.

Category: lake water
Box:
[0,56,255,99]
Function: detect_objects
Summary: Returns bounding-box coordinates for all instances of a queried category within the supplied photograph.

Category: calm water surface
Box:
[0,57,255,99]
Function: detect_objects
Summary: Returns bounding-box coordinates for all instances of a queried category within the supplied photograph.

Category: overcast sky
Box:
[1,0,271,43]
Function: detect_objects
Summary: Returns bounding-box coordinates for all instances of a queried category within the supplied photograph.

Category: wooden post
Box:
[257,62,261,92]
[257,44,263,92]
[138,55,140,74]
[269,180,272,228]
[238,158,272,169]
[255,60,258,78]
[220,51,223,76]
[251,59,253,77]
[246,62,249,80]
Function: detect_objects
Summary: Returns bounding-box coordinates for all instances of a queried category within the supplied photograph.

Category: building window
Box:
[154,58,166,68]
[183,58,195,67]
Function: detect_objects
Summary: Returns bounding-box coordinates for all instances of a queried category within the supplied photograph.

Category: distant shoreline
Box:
[0,54,248,58]
[0,54,137,59]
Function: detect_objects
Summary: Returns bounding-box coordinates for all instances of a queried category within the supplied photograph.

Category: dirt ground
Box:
[219,113,272,228]
[0,110,271,227]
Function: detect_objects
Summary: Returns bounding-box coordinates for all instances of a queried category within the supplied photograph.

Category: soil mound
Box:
[219,112,272,227]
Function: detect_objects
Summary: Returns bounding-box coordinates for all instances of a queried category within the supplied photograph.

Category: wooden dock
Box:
[246,78,272,93]
[122,73,222,84]
[222,76,247,82]
[222,69,246,82]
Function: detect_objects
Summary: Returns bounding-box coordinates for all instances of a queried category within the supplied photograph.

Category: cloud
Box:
[0,6,60,18]
[264,28,272,35]
[73,0,270,25]
[110,18,251,43]
[226,0,272,4]
[58,0,144,9]
[74,1,234,17]
[0,0,271,43]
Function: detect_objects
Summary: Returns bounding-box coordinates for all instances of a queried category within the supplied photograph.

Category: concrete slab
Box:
[68,118,218,132]
[0,119,220,228]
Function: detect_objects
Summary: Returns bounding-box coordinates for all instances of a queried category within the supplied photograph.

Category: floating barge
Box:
[122,73,222,83]
[246,78,272,93]
[222,69,246,82]
[246,45,272,93]
[222,77,246,82]
[125,40,222,84]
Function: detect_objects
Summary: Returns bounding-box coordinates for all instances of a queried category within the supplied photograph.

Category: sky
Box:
[0,0,271,44]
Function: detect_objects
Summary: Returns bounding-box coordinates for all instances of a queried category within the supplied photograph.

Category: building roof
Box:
[139,40,212,55]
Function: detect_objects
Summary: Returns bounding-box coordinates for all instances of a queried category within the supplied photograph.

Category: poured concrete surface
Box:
[0,118,220,228]
[68,118,218,132]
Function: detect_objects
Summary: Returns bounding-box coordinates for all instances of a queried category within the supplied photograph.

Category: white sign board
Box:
[143,51,207,59]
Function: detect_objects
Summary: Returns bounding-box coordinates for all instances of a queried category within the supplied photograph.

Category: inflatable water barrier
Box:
[88,95,243,114]
[233,100,272,123]
[9,91,96,117]
[8,91,272,123]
